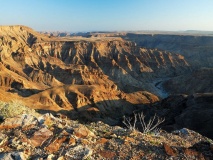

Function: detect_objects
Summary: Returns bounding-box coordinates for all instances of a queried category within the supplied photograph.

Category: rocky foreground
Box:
[0,112,213,160]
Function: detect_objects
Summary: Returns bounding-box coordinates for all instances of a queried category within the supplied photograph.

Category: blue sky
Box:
[0,0,213,32]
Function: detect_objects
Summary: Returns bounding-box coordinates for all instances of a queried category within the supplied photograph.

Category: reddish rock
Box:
[30,128,53,147]
[68,137,76,146]
[99,150,116,159]
[45,136,67,153]
[96,138,108,144]
[74,125,95,138]
[163,143,178,156]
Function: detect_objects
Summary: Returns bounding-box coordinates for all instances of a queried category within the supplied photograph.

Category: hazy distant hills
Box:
[40,30,213,37]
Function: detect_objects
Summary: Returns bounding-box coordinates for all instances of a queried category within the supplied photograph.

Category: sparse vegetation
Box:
[0,100,37,119]
[123,112,165,134]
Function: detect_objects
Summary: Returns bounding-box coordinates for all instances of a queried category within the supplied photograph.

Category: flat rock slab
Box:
[45,136,67,153]
[30,127,53,147]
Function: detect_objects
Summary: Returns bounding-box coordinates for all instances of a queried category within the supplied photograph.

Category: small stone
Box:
[96,138,108,144]
[57,123,63,129]
[110,134,117,138]
[47,154,55,160]
[68,137,76,146]
[43,116,54,127]
[45,136,67,153]
[74,124,96,138]
[163,143,178,156]
[57,156,65,160]
[99,150,116,159]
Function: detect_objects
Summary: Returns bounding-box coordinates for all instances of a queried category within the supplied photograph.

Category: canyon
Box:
[0,26,213,138]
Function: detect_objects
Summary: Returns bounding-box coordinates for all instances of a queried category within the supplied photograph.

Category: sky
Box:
[0,0,213,32]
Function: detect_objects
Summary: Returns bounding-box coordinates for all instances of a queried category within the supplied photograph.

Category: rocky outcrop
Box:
[0,113,212,159]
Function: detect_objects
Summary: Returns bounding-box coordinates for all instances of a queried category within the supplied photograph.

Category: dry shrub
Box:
[0,100,36,119]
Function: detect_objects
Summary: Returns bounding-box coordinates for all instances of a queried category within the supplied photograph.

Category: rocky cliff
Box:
[0,110,212,159]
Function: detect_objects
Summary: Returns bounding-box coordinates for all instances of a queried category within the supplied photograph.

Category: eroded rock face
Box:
[1,25,190,119]
[0,25,190,94]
